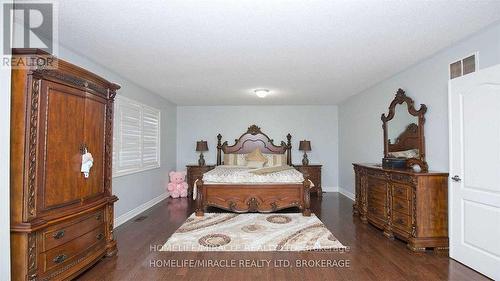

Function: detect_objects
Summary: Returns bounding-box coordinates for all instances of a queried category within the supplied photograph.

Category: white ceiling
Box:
[56,0,500,105]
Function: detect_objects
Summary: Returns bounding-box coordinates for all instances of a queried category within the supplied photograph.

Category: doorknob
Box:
[451,175,462,182]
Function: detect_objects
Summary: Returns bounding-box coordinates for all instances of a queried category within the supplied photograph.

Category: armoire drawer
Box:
[42,225,106,272]
[42,209,105,251]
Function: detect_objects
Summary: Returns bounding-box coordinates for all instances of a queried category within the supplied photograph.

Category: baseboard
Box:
[114,192,168,228]
[338,187,355,201]
[322,186,339,192]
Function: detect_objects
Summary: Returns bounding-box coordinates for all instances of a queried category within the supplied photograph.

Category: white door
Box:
[449,64,500,280]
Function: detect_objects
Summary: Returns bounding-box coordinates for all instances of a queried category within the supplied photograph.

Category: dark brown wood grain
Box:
[293,165,322,197]
[185,165,215,196]
[216,125,292,165]
[195,180,312,217]
[73,193,487,281]
[381,89,428,171]
[10,49,119,281]
[353,163,449,251]
[199,125,309,216]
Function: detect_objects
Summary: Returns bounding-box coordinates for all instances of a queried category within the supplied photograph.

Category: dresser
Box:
[353,164,449,251]
[10,49,119,280]
[186,165,215,196]
[293,165,322,196]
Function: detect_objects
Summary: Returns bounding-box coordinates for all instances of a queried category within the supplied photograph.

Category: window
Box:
[450,53,477,79]
[113,96,161,177]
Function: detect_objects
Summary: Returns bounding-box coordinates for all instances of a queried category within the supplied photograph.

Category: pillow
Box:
[223,153,247,166]
[263,153,288,167]
[388,149,419,159]
[246,160,265,169]
[246,148,268,164]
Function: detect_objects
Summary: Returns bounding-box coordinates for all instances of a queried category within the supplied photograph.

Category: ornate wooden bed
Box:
[195,125,311,217]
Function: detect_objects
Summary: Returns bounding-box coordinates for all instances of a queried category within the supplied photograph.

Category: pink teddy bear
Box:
[167,171,188,198]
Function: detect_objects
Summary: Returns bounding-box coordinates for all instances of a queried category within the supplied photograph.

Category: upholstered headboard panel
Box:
[216,125,292,165]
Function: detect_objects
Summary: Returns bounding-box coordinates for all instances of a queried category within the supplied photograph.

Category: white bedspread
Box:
[192,166,313,200]
[203,165,304,184]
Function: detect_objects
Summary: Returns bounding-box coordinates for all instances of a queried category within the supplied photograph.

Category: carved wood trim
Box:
[381,88,428,171]
[32,69,109,97]
[26,79,41,220]
[216,125,292,165]
[411,187,417,237]
[27,232,37,280]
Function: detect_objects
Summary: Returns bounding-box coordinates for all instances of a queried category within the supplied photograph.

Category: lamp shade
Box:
[196,140,208,152]
[299,140,311,151]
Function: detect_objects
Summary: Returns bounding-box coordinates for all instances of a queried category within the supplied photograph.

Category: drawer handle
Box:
[53,254,67,264]
[53,230,65,239]
[96,214,102,221]
[96,233,104,241]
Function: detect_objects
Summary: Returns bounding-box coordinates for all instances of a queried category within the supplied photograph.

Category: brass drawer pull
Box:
[96,214,102,221]
[53,254,67,264]
[53,230,65,239]
[96,233,104,241]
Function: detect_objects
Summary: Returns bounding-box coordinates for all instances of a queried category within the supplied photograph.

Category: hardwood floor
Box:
[76,193,487,281]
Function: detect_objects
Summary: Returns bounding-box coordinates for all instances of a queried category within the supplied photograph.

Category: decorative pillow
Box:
[263,153,287,167]
[246,148,268,164]
[388,149,419,159]
[246,160,265,169]
[223,153,247,166]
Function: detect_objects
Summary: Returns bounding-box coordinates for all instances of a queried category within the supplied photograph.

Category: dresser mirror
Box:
[381,88,428,171]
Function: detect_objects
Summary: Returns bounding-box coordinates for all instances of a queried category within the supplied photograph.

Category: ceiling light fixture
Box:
[254,89,270,98]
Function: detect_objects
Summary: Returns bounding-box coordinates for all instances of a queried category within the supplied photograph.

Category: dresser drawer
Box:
[392,211,411,231]
[42,225,105,272]
[368,191,386,205]
[42,209,104,252]
[392,196,410,215]
[367,202,386,220]
[368,178,387,194]
[392,184,411,200]
[367,169,386,179]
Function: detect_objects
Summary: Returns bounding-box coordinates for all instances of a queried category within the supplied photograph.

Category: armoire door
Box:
[81,96,107,200]
[449,64,500,280]
[37,80,86,214]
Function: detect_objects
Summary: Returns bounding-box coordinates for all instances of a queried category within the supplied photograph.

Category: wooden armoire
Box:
[10,49,120,280]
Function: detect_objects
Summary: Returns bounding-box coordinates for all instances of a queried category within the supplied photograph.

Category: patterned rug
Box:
[161,213,345,251]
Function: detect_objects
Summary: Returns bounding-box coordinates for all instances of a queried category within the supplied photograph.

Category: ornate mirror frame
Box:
[381,88,428,171]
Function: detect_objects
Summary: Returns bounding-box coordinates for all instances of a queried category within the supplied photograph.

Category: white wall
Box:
[338,21,500,195]
[58,46,177,218]
[177,106,339,191]
[0,39,11,281]
[0,0,12,277]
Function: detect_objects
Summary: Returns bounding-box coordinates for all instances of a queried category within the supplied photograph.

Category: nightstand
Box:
[186,165,215,196]
[293,164,322,197]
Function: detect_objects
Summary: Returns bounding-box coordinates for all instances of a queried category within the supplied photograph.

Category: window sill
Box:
[113,165,161,178]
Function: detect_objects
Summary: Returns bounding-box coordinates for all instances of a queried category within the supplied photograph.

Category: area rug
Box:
[160,213,345,251]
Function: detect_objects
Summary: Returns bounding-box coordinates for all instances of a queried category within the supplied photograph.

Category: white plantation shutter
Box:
[113,96,161,177]
[142,106,160,168]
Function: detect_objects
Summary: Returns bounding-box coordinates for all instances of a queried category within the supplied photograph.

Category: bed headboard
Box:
[388,123,420,152]
[216,125,292,165]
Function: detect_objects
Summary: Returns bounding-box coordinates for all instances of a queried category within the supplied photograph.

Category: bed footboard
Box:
[195,179,311,216]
